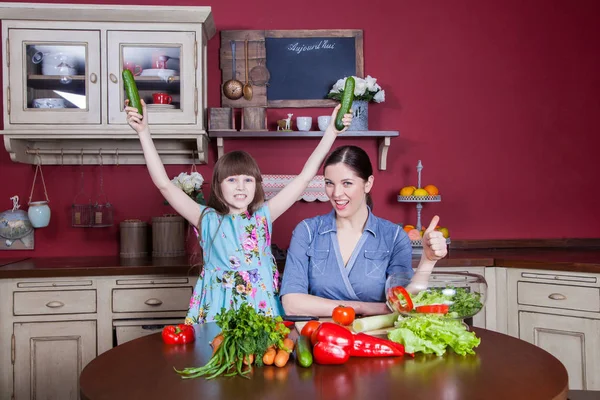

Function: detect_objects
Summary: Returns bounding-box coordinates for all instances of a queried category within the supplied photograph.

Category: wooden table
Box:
[80,323,568,400]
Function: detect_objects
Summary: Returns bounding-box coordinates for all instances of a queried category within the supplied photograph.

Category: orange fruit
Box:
[399,186,415,196]
[403,225,415,233]
[413,188,428,197]
[423,184,439,196]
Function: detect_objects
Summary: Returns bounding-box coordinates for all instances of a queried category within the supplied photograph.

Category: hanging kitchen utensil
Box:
[249,41,270,87]
[27,154,51,228]
[223,41,243,100]
[93,150,113,227]
[72,150,94,227]
[242,39,253,101]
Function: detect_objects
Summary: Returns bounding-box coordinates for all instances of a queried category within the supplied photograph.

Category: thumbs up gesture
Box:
[422,215,448,261]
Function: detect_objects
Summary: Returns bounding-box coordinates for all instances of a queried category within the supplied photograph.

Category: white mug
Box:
[318,116,331,131]
[296,116,312,131]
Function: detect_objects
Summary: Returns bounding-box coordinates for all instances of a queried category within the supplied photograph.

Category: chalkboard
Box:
[265,30,363,108]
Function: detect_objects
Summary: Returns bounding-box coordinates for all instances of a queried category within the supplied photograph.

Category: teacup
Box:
[152,52,169,69]
[124,61,143,76]
[152,93,172,104]
[318,115,331,131]
[296,116,312,131]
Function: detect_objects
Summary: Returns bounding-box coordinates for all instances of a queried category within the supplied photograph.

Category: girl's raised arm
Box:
[125,99,201,228]
[268,105,351,221]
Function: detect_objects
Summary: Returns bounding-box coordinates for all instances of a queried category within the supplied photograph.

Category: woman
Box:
[279,145,448,317]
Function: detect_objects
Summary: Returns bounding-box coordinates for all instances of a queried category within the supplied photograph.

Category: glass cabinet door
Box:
[107,31,197,125]
[7,29,101,125]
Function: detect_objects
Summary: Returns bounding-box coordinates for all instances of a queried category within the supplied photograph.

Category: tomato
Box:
[415,304,449,314]
[301,320,321,338]
[332,305,355,326]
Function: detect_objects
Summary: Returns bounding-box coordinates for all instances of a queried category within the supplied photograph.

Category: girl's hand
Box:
[422,215,448,262]
[327,104,353,135]
[125,99,148,135]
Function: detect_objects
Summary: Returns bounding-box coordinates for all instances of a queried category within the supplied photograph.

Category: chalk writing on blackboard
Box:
[266,36,357,104]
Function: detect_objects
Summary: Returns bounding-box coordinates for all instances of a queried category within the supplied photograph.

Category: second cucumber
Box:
[334,76,355,131]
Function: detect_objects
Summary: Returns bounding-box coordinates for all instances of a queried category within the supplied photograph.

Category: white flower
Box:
[170,171,204,195]
[353,77,367,96]
[365,75,378,92]
[332,78,347,92]
[373,90,386,103]
[190,172,204,189]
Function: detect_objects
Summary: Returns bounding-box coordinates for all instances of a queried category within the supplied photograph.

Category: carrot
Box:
[243,354,255,366]
[211,333,224,356]
[274,349,290,367]
[262,348,277,365]
[282,338,295,352]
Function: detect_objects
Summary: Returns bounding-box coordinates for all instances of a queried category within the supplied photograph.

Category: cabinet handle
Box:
[194,87,198,115]
[548,293,567,301]
[11,334,15,365]
[109,73,118,84]
[90,73,98,84]
[144,298,163,306]
[46,301,65,308]
[7,86,10,116]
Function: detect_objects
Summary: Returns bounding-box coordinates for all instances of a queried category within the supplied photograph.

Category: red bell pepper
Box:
[161,324,195,345]
[311,322,354,365]
[415,304,449,314]
[310,322,354,350]
[387,286,414,312]
[313,342,351,365]
[350,333,405,357]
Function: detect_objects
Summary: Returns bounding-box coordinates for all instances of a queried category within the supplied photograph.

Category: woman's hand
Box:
[125,99,149,135]
[422,215,448,262]
[326,104,353,135]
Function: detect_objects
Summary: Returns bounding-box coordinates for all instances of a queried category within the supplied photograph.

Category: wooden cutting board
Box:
[294,318,394,337]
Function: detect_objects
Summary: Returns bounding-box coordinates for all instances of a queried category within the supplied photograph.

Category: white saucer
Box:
[139,69,178,77]
[147,104,175,108]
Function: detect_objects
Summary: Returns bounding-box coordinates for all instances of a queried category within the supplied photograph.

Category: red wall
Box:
[1,0,599,259]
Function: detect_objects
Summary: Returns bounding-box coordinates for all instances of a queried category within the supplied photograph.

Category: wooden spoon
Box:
[243,39,253,101]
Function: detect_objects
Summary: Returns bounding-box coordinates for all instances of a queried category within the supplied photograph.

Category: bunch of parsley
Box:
[175,303,289,380]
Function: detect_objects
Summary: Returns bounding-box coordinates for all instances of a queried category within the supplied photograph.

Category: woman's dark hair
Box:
[323,145,374,209]
[206,150,265,215]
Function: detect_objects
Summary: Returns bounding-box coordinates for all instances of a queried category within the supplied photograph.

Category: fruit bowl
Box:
[385,271,487,320]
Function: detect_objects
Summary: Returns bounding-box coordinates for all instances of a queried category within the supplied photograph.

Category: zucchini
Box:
[334,76,355,130]
[352,312,399,333]
[122,69,142,116]
[295,335,313,368]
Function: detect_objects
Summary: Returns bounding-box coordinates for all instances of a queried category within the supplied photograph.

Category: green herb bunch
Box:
[175,303,289,380]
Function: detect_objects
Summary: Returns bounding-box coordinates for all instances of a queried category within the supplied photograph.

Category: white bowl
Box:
[32,98,66,109]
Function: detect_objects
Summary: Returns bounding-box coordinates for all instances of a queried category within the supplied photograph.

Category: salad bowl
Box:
[385,271,487,320]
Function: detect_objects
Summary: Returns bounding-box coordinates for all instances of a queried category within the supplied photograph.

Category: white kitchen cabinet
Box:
[507,269,600,390]
[0,274,197,400]
[0,3,215,165]
[519,311,600,390]
[13,320,97,400]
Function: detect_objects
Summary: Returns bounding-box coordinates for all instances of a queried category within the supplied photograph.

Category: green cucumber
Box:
[122,69,142,116]
[335,76,355,131]
[295,335,313,368]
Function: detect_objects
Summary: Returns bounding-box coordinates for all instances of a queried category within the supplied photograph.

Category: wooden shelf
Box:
[208,130,399,170]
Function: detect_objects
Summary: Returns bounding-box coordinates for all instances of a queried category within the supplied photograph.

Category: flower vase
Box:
[348,100,368,131]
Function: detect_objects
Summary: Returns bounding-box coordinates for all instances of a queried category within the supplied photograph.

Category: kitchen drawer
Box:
[13,290,97,315]
[113,318,183,345]
[517,281,600,313]
[112,287,192,313]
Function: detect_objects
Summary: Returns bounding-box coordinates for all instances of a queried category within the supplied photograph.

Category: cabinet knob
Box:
[109,73,118,84]
[90,73,98,84]
[548,293,567,301]
[45,301,65,308]
[144,298,163,306]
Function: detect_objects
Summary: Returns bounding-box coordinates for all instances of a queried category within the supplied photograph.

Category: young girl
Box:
[125,100,352,324]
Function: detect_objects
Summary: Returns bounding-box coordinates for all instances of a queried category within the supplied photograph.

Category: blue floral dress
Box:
[185,204,283,324]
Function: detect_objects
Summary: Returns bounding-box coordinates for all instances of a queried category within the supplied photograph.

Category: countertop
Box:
[0,248,599,279]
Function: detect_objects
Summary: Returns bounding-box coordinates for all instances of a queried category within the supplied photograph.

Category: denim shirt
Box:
[279,209,413,303]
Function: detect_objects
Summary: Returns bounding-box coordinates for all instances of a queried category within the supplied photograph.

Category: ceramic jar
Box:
[28,201,51,228]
